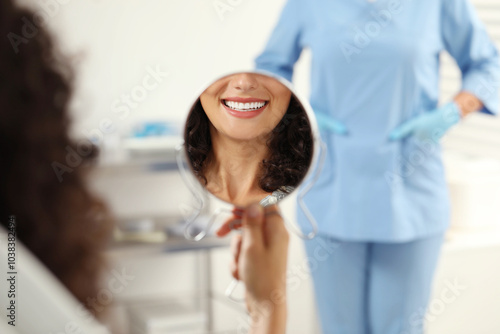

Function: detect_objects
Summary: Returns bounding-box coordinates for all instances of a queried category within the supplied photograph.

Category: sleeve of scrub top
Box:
[254,0,305,82]
[442,0,500,115]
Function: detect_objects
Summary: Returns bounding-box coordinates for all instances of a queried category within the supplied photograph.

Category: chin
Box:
[226,129,270,142]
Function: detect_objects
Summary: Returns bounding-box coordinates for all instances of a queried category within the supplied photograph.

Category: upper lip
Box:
[222,97,268,103]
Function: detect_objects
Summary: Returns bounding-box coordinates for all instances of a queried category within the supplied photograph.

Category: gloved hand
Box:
[315,113,348,135]
[389,102,462,142]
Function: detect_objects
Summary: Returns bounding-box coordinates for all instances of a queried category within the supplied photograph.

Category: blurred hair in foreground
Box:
[0,0,113,318]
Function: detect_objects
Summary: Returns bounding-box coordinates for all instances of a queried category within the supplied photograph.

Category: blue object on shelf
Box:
[132,121,178,138]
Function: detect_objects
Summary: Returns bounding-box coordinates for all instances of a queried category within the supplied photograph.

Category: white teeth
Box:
[223,100,266,112]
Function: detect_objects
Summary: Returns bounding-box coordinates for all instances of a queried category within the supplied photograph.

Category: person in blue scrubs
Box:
[255,0,500,333]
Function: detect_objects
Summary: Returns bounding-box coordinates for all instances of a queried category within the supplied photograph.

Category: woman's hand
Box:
[389,102,462,142]
[227,203,289,334]
[216,207,243,237]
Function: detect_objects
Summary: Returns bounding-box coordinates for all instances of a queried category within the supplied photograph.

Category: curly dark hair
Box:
[0,0,112,317]
[185,93,313,194]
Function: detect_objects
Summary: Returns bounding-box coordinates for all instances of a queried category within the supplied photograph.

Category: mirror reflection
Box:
[184,72,314,207]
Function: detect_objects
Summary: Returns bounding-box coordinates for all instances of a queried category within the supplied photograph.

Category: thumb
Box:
[389,118,417,141]
[242,203,265,249]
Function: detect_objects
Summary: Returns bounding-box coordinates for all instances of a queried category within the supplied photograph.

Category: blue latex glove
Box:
[389,102,462,142]
[315,113,348,135]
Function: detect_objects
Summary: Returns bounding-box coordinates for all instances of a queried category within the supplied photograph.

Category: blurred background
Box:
[17,0,500,333]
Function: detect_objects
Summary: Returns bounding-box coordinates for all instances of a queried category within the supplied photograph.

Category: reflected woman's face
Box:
[200,73,292,141]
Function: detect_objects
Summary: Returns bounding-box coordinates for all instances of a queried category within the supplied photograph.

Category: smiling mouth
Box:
[222,100,268,112]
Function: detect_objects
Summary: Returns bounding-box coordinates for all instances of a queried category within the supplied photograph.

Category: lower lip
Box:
[222,102,267,119]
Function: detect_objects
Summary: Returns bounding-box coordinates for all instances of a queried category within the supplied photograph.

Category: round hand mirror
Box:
[183,71,318,209]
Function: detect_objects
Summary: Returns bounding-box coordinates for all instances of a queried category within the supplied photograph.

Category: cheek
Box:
[266,103,288,128]
[201,98,221,128]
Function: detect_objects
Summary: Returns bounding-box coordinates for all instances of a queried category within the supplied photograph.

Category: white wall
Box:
[21,0,296,138]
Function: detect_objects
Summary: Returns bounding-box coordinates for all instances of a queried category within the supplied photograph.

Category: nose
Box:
[230,73,258,92]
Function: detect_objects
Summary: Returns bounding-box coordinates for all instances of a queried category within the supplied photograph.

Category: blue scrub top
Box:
[255,0,500,242]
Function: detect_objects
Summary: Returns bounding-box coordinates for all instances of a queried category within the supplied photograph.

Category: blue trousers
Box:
[304,233,444,334]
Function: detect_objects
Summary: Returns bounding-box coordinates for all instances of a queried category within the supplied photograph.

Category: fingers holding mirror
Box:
[184,72,316,208]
